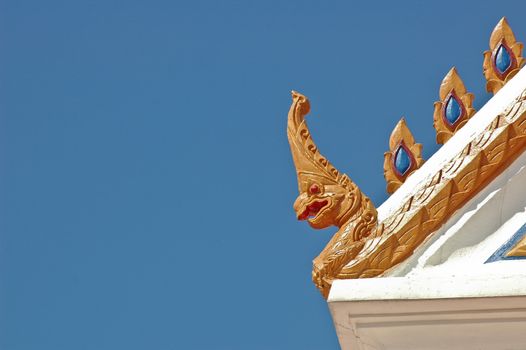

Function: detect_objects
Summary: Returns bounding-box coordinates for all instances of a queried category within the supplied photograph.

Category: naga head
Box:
[287,91,363,230]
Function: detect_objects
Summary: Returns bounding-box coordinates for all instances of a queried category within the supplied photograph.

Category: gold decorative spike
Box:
[507,235,526,257]
[383,118,424,194]
[338,88,526,280]
[287,91,378,298]
[433,68,476,144]
[483,17,525,94]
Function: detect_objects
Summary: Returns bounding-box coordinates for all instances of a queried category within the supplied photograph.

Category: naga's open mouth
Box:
[298,200,329,221]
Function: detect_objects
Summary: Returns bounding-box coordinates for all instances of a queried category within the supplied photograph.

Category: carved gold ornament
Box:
[483,17,525,94]
[287,88,526,298]
[338,90,526,286]
[383,118,424,194]
[287,19,526,299]
[286,91,378,297]
[433,68,476,144]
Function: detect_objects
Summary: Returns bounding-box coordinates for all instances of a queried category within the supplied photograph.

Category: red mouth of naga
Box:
[298,200,329,221]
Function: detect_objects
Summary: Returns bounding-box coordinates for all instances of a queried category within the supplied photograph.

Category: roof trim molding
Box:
[339,84,526,281]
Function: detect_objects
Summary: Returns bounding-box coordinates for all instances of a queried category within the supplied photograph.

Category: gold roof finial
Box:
[483,17,525,94]
[433,67,476,144]
[383,118,424,194]
[287,91,353,199]
[286,91,378,297]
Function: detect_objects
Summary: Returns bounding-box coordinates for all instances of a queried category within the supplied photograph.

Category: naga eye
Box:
[309,184,321,195]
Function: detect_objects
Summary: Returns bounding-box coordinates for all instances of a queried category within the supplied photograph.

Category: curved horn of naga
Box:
[286,91,379,298]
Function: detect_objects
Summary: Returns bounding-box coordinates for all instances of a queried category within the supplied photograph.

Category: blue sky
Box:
[1,1,526,349]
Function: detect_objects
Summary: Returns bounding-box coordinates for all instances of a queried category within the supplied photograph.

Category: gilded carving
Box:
[483,17,525,94]
[383,118,424,194]
[286,19,526,298]
[286,91,378,298]
[339,89,526,281]
[287,88,526,298]
[433,68,476,144]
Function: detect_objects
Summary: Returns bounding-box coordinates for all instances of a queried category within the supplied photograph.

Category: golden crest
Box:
[483,17,525,94]
[383,118,424,194]
[286,91,378,297]
[433,68,476,144]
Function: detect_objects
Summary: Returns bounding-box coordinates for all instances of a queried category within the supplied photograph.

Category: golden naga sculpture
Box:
[433,68,476,144]
[286,91,378,297]
[483,17,525,94]
[383,118,424,194]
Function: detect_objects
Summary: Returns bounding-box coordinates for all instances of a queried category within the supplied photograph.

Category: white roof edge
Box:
[378,67,526,221]
[328,273,526,302]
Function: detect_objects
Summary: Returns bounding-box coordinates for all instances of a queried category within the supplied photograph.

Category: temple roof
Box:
[286,17,526,298]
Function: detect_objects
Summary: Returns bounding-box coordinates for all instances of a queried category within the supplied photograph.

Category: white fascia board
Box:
[328,273,526,302]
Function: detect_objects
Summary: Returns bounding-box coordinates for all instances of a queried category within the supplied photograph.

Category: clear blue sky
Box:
[1,1,525,349]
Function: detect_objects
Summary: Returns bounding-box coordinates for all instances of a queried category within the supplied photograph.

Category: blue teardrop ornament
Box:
[444,95,462,125]
[495,44,512,74]
[394,146,411,176]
